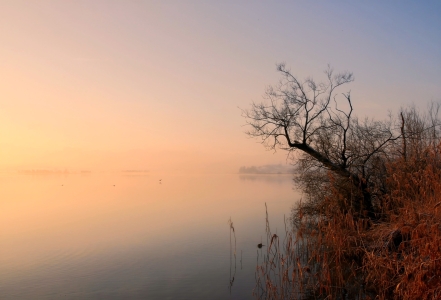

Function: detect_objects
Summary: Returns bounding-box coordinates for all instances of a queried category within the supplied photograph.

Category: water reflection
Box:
[229,218,237,294]
[0,173,299,299]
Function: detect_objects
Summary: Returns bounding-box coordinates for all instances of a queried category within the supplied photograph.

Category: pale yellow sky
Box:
[1,1,440,173]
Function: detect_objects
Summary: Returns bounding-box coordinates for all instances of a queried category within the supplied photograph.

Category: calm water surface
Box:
[0,173,299,299]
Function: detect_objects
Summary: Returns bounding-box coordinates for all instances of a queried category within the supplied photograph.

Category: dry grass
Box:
[254,144,441,299]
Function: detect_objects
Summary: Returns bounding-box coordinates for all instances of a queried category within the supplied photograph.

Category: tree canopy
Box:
[248,65,441,299]
[243,64,440,218]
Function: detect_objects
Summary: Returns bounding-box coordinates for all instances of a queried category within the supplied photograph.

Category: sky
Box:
[0,1,440,173]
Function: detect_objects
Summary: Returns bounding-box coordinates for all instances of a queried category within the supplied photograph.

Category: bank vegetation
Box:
[244,65,441,299]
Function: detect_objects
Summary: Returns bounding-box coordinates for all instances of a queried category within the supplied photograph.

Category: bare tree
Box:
[242,64,402,217]
[247,65,441,299]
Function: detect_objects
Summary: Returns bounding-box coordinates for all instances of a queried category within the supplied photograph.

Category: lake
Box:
[0,172,300,299]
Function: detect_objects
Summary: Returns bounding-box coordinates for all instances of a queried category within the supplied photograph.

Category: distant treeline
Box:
[238,164,293,174]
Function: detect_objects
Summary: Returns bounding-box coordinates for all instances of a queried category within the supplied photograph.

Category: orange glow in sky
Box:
[1,2,440,173]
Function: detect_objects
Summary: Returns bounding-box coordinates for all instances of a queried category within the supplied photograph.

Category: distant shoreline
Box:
[238,164,293,175]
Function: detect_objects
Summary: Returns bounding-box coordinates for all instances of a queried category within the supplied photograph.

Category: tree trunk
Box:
[292,141,375,219]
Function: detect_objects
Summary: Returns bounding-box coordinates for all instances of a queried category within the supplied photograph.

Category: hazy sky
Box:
[1,1,440,173]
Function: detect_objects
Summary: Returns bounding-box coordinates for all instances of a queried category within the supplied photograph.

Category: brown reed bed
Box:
[254,144,441,300]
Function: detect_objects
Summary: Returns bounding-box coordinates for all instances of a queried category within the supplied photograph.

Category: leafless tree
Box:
[247,65,441,300]
[242,64,405,218]
[399,102,441,159]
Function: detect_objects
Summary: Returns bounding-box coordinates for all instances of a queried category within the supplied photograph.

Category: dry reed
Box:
[254,143,441,300]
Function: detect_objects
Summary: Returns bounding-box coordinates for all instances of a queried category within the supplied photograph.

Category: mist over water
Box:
[0,172,299,299]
